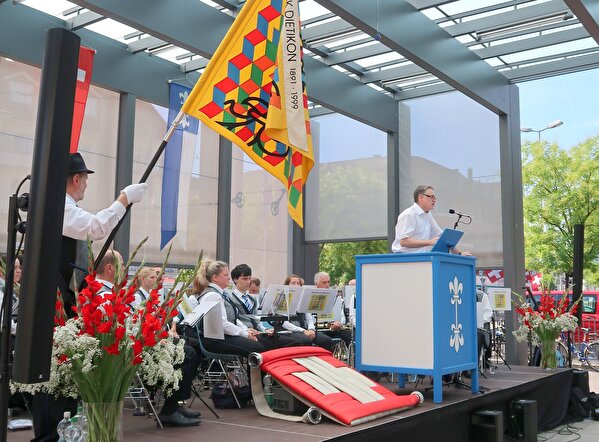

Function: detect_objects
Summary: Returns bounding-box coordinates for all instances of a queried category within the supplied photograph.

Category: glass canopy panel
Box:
[85,18,139,43]
[305,116,388,242]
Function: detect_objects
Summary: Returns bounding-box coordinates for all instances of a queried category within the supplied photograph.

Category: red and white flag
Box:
[525,270,543,291]
[70,46,95,153]
[484,269,504,283]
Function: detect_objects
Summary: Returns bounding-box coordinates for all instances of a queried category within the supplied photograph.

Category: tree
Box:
[319,240,388,285]
[522,136,599,286]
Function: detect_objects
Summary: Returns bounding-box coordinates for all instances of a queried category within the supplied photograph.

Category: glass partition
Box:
[131,101,218,265]
[403,91,502,267]
[229,148,290,287]
[305,115,388,242]
[0,57,118,253]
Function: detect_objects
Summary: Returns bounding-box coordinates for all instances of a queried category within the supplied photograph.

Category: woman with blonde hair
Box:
[193,259,267,357]
[131,266,157,309]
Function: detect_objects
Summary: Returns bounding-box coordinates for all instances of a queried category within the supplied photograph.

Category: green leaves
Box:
[319,240,388,285]
[522,136,599,284]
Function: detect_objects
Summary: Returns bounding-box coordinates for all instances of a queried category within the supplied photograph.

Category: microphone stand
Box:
[453,215,462,230]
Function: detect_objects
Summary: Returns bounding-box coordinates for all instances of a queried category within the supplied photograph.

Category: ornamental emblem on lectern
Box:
[449,276,464,352]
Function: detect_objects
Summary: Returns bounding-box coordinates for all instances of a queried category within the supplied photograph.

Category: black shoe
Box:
[179,406,201,418]
[158,410,201,427]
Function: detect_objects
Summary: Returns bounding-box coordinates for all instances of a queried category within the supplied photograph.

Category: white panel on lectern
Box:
[361,262,433,368]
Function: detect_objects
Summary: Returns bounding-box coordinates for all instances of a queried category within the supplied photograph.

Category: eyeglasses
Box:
[422,194,437,201]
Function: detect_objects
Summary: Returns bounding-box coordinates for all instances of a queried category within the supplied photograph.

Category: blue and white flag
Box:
[160,83,199,249]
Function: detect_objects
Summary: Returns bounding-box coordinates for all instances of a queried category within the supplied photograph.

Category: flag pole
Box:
[92,110,185,270]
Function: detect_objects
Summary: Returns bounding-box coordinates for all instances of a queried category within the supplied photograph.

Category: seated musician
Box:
[279,274,334,351]
[229,264,308,346]
[314,271,352,346]
[192,259,301,357]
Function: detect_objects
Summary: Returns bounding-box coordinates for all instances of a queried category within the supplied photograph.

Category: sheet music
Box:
[181,299,223,339]
[487,287,512,311]
[260,285,289,315]
[344,285,356,308]
[296,287,337,315]
[177,294,194,319]
[319,296,345,323]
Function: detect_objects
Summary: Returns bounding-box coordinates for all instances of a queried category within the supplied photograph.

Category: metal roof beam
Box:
[211,0,241,11]
[181,58,209,73]
[0,2,197,107]
[503,50,599,81]
[127,35,169,54]
[446,0,571,38]
[67,10,104,30]
[71,0,232,59]
[322,43,391,66]
[317,0,511,114]
[70,0,398,132]
[306,1,572,45]
[476,26,589,59]
[362,26,588,84]
[564,0,599,45]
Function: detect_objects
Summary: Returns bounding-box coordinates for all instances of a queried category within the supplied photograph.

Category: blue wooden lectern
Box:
[355,252,478,403]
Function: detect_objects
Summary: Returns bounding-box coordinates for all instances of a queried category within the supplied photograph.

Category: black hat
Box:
[69,153,94,175]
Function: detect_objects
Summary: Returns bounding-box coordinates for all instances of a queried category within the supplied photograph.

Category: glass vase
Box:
[83,401,123,442]
[540,336,559,369]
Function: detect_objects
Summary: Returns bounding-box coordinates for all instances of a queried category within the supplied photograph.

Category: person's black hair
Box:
[231,263,252,281]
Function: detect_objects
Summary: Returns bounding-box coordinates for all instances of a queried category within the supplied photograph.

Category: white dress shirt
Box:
[0,289,17,335]
[63,194,126,241]
[196,283,249,338]
[392,202,443,253]
[476,291,493,328]
[131,287,150,310]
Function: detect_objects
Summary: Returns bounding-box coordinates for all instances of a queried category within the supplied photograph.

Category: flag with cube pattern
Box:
[181,0,313,227]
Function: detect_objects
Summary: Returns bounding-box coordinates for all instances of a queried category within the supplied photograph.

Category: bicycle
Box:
[555,327,599,371]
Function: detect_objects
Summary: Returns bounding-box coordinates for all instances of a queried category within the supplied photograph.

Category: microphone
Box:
[449,209,472,229]
[449,208,472,219]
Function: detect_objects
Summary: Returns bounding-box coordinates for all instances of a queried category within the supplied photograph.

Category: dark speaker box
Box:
[13,28,80,383]
[572,369,590,396]
[510,399,538,442]
[470,410,503,442]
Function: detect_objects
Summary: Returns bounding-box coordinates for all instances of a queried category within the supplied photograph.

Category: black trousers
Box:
[160,343,201,415]
[30,393,78,442]
[321,328,352,346]
[202,335,267,357]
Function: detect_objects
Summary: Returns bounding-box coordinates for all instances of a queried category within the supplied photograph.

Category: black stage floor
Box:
[7,365,573,441]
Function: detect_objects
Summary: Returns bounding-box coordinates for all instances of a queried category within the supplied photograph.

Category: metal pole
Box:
[0,195,19,442]
[573,224,584,322]
[92,111,184,270]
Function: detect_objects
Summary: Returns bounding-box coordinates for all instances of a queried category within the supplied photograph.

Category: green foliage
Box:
[522,136,599,285]
[319,240,388,285]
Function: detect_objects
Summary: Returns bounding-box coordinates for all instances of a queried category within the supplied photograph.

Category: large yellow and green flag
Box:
[181,0,313,227]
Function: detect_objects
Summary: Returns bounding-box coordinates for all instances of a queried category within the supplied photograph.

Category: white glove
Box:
[121,183,147,204]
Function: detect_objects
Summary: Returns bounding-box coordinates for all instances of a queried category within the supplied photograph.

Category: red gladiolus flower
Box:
[57,354,68,365]
[104,340,120,355]
[97,321,113,334]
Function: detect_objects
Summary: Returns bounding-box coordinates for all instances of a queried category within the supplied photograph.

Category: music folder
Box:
[430,228,463,253]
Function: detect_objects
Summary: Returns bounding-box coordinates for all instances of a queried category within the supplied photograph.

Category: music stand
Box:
[430,228,463,253]
[487,287,512,370]
[296,287,338,333]
[259,285,289,317]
